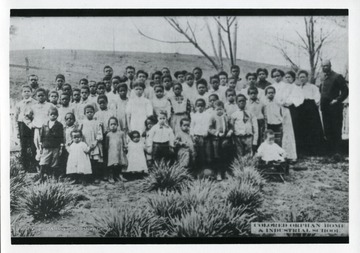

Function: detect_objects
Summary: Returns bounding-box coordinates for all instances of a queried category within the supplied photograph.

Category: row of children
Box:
[16,66,310,182]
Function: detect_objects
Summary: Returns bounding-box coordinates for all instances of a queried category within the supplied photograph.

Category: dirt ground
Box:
[11,155,348,237]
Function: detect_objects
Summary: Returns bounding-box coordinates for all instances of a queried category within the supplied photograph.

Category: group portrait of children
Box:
[14,62,349,185]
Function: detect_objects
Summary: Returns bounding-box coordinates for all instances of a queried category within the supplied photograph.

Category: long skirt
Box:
[281,107,297,161]
[297,99,325,155]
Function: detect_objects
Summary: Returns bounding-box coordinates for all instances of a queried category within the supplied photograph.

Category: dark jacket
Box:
[40,121,64,148]
[320,71,348,108]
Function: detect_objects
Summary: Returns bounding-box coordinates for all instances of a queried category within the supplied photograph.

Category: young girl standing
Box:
[80,105,103,184]
[152,84,171,120]
[126,81,153,134]
[168,83,191,135]
[109,83,129,132]
[105,117,128,183]
[127,131,148,173]
[66,129,92,185]
[143,115,157,169]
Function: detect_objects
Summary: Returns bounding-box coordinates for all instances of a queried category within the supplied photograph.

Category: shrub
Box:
[11,215,35,237]
[226,179,263,211]
[147,179,219,220]
[231,165,265,188]
[91,207,164,237]
[232,154,259,169]
[169,203,255,237]
[21,179,76,221]
[10,162,29,214]
[140,160,192,193]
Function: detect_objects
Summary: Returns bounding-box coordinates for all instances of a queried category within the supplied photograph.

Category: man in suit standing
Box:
[320,60,348,154]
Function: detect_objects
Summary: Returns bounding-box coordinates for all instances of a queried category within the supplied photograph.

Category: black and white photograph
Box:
[6,9,352,245]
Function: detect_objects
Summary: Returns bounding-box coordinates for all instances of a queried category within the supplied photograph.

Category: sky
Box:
[10,16,348,72]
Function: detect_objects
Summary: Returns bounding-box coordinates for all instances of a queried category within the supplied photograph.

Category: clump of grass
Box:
[11,215,35,237]
[169,203,255,237]
[140,160,192,193]
[147,179,219,220]
[231,154,259,169]
[91,207,164,237]
[226,179,263,211]
[21,179,76,221]
[273,207,317,237]
[231,165,265,188]
[10,161,29,214]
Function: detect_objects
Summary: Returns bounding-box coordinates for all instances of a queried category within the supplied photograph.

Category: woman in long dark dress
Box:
[296,70,325,155]
[284,71,303,153]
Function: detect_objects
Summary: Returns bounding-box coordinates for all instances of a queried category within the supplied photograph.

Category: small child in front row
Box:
[142,115,157,168]
[127,131,148,173]
[66,129,92,185]
[80,105,103,184]
[208,100,230,181]
[225,89,238,117]
[39,107,64,180]
[246,87,266,150]
[263,86,283,146]
[148,111,175,164]
[105,117,128,183]
[175,118,195,170]
[190,98,211,175]
[256,129,286,164]
[228,94,258,159]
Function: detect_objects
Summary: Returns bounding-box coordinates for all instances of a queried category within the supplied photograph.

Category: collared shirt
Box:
[190,111,210,136]
[148,123,175,147]
[58,105,75,126]
[94,109,115,133]
[230,109,258,145]
[256,80,272,90]
[256,141,286,162]
[25,101,55,128]
[263,99,283,125]
[320,70,348,104]
[15,97,37,122]
[194,92,209,107]
[301,82,320,104]
[209,86,227,102]
[208,114,228,136]
[152,96,171,118]
[240,86,265,102]
[77,99,98,121]
[225,102,238,117]
[246,99,265,120]
[182,83,198,106]
[88,94,98,104]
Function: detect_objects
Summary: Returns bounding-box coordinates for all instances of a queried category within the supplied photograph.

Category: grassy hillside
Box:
[10,49,287,101]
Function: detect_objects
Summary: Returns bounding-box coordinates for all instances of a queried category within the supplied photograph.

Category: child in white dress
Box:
[256,130,286,163]
[66,129,92,185]
[127,131,148,173]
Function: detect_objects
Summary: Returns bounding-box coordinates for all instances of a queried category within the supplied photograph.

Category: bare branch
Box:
[187,20,197,43]
[295,31,309,50]
[206,20,220,65]
[136,26,190,44]
[229,16,237,27]
[213,17,227,32]
[220,34,230,59]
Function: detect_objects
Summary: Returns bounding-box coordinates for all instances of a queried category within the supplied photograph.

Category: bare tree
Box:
[136,17,238,71]
[272,16,334,83]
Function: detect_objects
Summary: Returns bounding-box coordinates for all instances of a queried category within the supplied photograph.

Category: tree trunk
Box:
[218,24,223,70]
[233,19,238,63]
